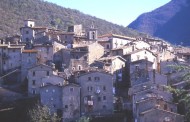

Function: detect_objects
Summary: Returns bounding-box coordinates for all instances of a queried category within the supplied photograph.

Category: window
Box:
[70,87,74,92]
[103,105,107,109]
[65,105,68,109]
[88,77,91,81]
[47,71,49,76]
[53,104,56,108]
[98,97,101,102]
[32,90,36,95]
[52,89,55,93]
[94,77,100,81]
[30,24,32,27]
[135,65,139,71]
[46,89,48,92]
[26,38,29,42]
[84,56,87,61]
[106,44,110,49]
[32,71,35,76]
[103,86,106,91]
[92,32,95,40]
[87,86,93,92]
[26,31,29,34]
[103,96,106,101]
[32,80,35,85]
[13,49,15,52]
[78,65,82,70]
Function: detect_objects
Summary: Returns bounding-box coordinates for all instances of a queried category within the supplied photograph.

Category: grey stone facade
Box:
[77,71,114,115]
[28,64,56,95]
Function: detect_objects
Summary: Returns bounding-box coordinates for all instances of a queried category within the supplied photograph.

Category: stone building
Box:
[27,64,57,95]
[63,42,104,71]
[20,19,36,43]
[33,44,53,64]
[0,44,23,76]
[138,108,184,122]
[135,97,177,120]
[96,55,126,75]
[110,45,135,56]
[77,71,114,115]
[40,83,80,121]
[40,84,62,114]
[98,34,136,50]
[62,84,81,121]
[21,49,38,82]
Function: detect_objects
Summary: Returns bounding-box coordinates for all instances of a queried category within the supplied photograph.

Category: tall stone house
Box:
[76,71,114,115]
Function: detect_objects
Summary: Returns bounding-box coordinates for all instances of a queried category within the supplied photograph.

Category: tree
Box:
[76,116,91,122]
[28,104,61,122]
[166,64,190,122]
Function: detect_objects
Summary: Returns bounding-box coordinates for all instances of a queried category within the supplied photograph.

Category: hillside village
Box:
[0,19,190,122]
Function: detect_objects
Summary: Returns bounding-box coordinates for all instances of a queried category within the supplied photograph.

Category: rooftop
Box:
[22,49,38,53]
[98,33,136,40]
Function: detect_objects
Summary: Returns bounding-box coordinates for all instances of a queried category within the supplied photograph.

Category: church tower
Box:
[87,23,97,41]
[20,19,35,45]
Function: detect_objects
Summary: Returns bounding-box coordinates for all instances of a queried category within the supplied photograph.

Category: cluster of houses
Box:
[0,19,189,122]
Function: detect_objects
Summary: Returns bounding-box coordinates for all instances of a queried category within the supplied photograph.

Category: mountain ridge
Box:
[128,0,190,45]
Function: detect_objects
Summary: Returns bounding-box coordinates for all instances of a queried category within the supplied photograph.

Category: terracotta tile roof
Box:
[22,49,38,53]
[0,44,8,47]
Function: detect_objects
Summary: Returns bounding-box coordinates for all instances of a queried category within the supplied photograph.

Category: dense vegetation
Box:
[0,0,145,38]
[166,64,190,122]
[128,0,190,46]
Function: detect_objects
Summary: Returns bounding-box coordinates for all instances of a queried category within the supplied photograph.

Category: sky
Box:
[45,0,171,27]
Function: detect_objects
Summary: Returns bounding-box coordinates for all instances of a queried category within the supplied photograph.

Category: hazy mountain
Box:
[128,0,190,45]
[0,0,144,38]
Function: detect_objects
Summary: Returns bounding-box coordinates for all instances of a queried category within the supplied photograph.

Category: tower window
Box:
[92,32,95,40]
[78,65,82,70]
